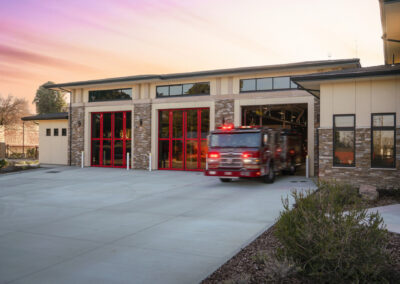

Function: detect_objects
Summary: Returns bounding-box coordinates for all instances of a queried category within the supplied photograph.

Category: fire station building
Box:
[25,0,399,189]
[44,59,360,177]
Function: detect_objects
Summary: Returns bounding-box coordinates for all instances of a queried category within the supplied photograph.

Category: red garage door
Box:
[158,108,209,171]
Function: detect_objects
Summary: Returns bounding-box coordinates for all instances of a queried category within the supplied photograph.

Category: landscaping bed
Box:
[203,227,400,284]
[0,159,39,174]
[203,183,400,283]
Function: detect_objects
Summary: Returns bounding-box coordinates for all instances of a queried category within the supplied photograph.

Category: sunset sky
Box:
[0,0,384,112]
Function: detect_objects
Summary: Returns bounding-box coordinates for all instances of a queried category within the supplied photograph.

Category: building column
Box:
[133,103,152,169]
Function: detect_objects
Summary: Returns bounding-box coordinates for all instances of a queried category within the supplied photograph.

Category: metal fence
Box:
[5,145,39,159]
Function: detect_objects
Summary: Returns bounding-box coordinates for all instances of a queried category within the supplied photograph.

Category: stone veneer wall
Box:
[69,106,85,166]
[319,128,400,189]
[314,98,320,176]
[133,103,151,169]
[215,99,234,127]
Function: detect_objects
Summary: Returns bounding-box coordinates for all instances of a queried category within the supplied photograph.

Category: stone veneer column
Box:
[69,106,85,166]
[133,103,151,169]
[319,127,400,189]
[215,99,234,127]
[314,97,320,176]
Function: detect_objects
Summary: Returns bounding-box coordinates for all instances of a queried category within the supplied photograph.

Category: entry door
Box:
[158,108,209,171]
[91,111,132,167]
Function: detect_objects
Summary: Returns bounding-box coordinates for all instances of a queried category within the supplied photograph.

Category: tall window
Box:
[371,113,396,168]
[240,76,298,92]
[156,82,210,97]
[88,88,132,102]
[333,115,355,167]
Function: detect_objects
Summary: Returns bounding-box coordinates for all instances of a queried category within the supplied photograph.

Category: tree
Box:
[33,82,66,114]
[0,94,29,126]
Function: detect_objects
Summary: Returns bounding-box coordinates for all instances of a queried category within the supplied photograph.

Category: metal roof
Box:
[21,112,69,121]
[45,59,360,89]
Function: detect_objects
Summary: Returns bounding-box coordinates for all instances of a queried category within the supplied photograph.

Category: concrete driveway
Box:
[0,167,316,284]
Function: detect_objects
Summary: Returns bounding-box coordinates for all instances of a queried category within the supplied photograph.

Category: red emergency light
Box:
[208,152,220,159]
[218,124,234,130]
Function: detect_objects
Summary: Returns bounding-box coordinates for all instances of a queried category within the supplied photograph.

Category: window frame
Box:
[62,128,67,136]
[239,76,298,93]
[46,128,51,136]
[88,88,132,102]
[156,82,210,98]
[371,113,396,169]
[53,128,59,136]
[332,114,356,167]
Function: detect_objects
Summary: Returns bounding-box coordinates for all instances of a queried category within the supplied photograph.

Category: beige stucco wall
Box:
[69,65,347,104]
[39,120,68,165]
[320,77,400,128]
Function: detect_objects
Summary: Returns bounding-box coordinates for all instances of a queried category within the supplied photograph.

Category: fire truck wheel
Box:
[263,166,275,184]
[219,178,232,183]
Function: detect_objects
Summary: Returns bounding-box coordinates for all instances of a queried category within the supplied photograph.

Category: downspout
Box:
[59,87,73,166]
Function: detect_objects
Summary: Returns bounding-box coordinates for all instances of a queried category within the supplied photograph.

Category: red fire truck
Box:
[204,125,302,183]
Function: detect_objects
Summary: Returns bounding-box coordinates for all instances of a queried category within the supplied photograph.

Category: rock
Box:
[359,184,378,201]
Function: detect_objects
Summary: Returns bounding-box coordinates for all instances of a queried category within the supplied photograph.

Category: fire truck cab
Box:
[205,125,301,183]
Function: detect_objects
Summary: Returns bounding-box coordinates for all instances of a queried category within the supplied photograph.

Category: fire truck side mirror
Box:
[263,134,268,145]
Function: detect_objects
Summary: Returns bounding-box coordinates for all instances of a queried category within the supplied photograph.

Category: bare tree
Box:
[0,94,30,126]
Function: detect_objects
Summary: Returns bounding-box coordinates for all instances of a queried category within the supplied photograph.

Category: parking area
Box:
[0,167,316,284]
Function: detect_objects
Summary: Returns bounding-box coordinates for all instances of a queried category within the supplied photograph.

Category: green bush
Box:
[9,153,24,159]
[26,148,37,159]
[275,182,392,283]
[0,159,8,169]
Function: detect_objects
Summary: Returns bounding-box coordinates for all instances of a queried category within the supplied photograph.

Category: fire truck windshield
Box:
[209,133,261,148]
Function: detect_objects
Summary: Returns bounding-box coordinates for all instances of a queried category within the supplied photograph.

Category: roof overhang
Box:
[292,64,400,95]
[380,0,400,64]
[45,59,360,90]
[21,112,69,121]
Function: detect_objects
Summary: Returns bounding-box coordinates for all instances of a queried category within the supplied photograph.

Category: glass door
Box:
[158,108,209,171]
[91,111,131,167]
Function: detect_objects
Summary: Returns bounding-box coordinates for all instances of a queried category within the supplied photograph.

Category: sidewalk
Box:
[367,204,400,234]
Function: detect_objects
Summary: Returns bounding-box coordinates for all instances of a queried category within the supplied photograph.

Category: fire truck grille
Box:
[220,153,242,168]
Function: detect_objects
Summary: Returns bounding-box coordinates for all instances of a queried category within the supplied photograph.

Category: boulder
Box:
[359,184,378,201]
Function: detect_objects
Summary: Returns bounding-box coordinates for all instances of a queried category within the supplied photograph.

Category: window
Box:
[156,82,210,97]
[54,128,59,136]
[46,129,51,136]
[333,115,355,167]
[240,76,298,92]
[371,113,396,168]
[88,88,132,102]
[62,128,67,136]
[273,77,290,89]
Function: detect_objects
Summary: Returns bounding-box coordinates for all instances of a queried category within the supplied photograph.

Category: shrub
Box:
[26,148,37,159]
[275,182,391,283]
[0,159,8,169]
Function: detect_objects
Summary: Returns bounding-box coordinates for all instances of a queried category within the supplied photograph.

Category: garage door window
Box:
[333,115,355,167]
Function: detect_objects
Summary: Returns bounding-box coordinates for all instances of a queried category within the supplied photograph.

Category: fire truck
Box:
[204,125,303,183]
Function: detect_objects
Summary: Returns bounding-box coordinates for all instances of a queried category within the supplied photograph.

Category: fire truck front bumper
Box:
[205,169,261,178]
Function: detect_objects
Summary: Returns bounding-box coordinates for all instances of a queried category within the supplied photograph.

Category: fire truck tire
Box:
[263,165,275,184]
[220,178,232,183]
